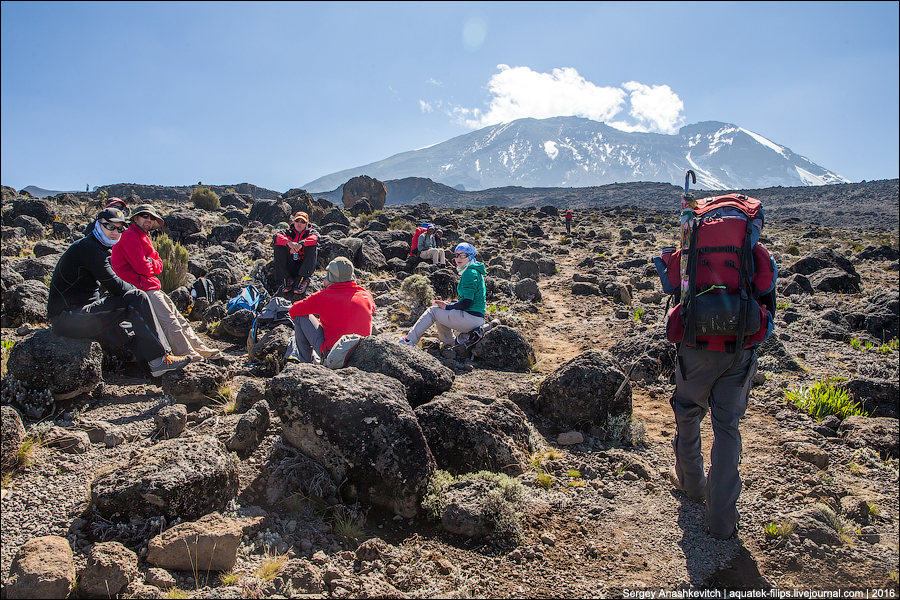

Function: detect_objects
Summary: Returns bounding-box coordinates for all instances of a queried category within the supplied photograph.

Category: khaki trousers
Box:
[419,248,447,266]
[407,306,484,345]
[147,290,222,360]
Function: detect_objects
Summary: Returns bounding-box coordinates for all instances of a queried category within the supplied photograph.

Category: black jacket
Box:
[47,225,135,318]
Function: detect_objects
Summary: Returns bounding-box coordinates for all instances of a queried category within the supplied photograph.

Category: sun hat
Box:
[325,257,355,284]
[97,206,127,224]
[454,242,477,259]
[131,204,165,229]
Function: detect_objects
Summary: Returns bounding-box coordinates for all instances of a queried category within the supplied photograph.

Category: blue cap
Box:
[454,242,477,258]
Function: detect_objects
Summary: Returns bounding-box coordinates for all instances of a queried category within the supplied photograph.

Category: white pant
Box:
[147,290,222,360]
[419,248,446,266]
[407,306,484,345]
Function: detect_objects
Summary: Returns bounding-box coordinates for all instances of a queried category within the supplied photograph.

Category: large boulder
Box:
[249,199,291,226]
[147,512,263,572]
[7,328,103,401]
[535,350,631,431]
[90,435,239,521]
[345,335,454,407]
[12,214,46,239]
[2,280,48,327]
[10,197,56,225]
[470,325,536,372]
[415,394,541,476]
[609,327,676,384]
[839,416,898,458]
[268,363,435,517]
[164,209,203,238]
[160,362,231,405]
[5,535,75,599]
[77,541,138,598]
[836,378,898,419]
[342,175,387,211]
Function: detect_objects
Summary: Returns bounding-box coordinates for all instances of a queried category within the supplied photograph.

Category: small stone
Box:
[556,431,584,445]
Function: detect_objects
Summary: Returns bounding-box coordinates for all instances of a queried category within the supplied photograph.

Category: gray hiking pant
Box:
[288,315,325,364]
[671,345,757,538]
[407,307,484,346]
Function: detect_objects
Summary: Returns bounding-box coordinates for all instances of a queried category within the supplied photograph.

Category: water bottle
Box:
[293,252,299,260]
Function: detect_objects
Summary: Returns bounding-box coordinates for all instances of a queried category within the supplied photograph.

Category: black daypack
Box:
[192,277,215,303]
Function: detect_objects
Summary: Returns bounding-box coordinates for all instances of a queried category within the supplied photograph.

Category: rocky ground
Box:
[1,186,898,598]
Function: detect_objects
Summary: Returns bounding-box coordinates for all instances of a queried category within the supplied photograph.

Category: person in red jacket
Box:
[286,257,375,364]
[273,211,318,296]
[111,204,224,362]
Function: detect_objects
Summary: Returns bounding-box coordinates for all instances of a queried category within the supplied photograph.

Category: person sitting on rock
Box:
[399,242,486,347]
[273,211,318,296]
[286,257,375,364]
[110,204,225,363]
[417,225,447,266]
[46,206,190,377]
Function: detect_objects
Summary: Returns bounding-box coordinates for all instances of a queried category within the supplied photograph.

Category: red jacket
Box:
[288,281,375,353]
[110,223,163,291]
[274,225,318,260]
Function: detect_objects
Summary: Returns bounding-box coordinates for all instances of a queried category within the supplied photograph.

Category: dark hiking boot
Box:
[668,467,705,503]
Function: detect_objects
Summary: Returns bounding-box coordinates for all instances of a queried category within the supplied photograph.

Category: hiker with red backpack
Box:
[408,222,431,258]
[653,171,777,540]
[273,211,318,296]
[564,209,573,235]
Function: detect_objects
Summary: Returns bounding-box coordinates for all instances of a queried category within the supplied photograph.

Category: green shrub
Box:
[191,186,220,211]
[786,245,800,256]
[155,233,189,293]
[786,380,868,421]
[400,274,434,308]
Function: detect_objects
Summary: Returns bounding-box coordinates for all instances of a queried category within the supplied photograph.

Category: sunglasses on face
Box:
[100,221,126,233]
[454,253,468,259]
[293,219,306,224]
[136,212,152,219]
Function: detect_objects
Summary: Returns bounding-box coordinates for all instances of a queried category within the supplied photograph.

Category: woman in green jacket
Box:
[399,243,486,346]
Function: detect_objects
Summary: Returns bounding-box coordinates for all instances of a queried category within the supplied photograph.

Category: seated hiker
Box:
[110,204,225,363]
[409,222,430,257]
[418,225,447,266]
[104,196,130,217]
[286,257,375,364]
[273,211,318,295]
[46,206,190,377]
[399,242,486,347]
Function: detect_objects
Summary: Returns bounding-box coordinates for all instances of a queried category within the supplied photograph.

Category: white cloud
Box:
[448,65,684,134]
[419,100,433,113]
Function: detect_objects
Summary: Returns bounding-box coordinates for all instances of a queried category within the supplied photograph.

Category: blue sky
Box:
[2,1,897,193]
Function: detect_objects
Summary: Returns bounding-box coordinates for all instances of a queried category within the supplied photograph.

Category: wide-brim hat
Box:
[325,257,355,284]
[132,204,165,229]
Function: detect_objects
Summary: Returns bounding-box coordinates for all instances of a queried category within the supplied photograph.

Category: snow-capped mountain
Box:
[303,117,849,192]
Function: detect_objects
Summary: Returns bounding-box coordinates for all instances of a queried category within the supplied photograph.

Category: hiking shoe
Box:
[281,278,294,294]
[294,278,308,294]
[709,524,739,540]
[668,467,705,503]
[149,354,191,377]
[398,336,414,346]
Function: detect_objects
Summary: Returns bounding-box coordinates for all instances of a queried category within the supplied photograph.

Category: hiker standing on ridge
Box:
[418,225,447,266]
[46,206,191,377]
[286,257,375,364]
[273,211,318,296]
[111,204,225,363]
[654,191,777,540]
[564,208,573,235]
[399,242,486,347]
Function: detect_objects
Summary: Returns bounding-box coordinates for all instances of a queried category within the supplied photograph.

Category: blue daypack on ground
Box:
[226,284,267,314]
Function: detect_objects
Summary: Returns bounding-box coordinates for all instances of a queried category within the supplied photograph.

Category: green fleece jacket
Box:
[453,261,486,316]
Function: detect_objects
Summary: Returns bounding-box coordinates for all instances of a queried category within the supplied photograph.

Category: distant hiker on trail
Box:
[110,204,225,363]
[418,225,447,266]
[654,181,777,540]
[286,257,375,364]
[399,242,486,347]
[564,209,573,235]
[46,206,191,377]
[273,211,318,296]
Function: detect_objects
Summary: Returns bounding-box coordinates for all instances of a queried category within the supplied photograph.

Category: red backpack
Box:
[663,194,776,353]
[409,226,428,257]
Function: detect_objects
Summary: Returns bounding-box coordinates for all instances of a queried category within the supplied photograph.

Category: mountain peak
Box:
[304,116,848,193]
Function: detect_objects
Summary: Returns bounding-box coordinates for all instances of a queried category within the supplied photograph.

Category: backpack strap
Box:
[727,216,755,368]
[682,223,701,348]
